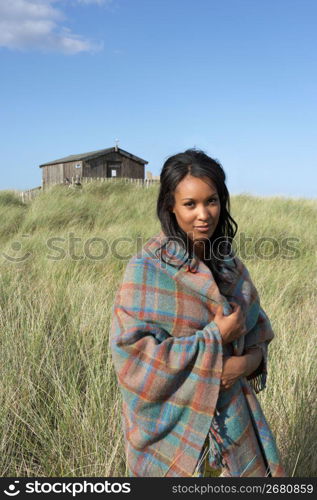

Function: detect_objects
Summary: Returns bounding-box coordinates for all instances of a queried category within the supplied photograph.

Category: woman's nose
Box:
[197,206,210,220]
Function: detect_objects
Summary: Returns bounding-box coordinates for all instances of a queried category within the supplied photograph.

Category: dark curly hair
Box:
[156,148,238,286]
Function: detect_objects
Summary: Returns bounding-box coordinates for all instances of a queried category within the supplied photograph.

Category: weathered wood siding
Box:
[121,157,144,179]
[42,164,64,187]
[63,160,83,181]
[83,152,144,179]
[42,161,82,187]
[42,151,145,187]
[83,157,107,178]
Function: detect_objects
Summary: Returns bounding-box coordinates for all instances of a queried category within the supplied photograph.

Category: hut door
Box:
[107,162,122,178]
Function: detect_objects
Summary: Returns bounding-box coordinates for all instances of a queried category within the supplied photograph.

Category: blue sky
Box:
[1,0,316,197]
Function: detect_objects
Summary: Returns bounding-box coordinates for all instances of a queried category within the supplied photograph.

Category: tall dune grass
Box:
[0,182,316,477]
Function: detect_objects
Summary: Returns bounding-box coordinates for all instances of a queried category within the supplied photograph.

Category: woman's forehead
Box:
[174,175,218,196]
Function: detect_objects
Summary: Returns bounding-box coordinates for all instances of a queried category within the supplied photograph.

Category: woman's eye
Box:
[184,199,218,207]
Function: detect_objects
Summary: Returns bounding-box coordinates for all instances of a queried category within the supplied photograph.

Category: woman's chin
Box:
[186,230,212,244]
[194,233,210,241]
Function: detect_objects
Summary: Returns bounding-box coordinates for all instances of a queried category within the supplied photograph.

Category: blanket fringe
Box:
[249,372,267,394]
[208,417,228,469]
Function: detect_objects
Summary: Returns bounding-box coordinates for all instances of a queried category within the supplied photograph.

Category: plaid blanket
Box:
[110,231,286,477]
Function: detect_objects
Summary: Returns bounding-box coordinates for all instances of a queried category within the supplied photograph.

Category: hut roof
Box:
[39,147,148,167]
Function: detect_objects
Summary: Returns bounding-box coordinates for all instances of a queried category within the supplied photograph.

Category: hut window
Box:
[75,163,81,169]
[107,161,121,178]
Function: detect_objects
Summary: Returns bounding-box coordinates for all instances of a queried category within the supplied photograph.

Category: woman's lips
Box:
[195,226,210,232]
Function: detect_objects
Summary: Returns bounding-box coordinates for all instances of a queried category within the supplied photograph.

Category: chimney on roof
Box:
[115,138,119,152]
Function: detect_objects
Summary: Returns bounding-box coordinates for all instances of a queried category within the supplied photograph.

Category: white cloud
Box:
[0,0,104,54]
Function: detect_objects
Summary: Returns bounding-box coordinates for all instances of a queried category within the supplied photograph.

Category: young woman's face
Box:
[171,175,221,244]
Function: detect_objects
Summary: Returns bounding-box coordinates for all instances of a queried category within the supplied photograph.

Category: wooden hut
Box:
[39,146,148,189]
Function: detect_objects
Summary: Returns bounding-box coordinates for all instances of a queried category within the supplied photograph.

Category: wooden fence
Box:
[14,186,42,203]
[80,177,160,187]
[16,177,160,203]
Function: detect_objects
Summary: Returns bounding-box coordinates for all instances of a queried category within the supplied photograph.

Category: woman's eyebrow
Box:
[181,193,218,200]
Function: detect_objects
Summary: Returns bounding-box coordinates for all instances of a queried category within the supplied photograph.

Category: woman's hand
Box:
[214,302,246,345]
[243,346,263,377]
[220,348,264,390]
[220,355,248,390]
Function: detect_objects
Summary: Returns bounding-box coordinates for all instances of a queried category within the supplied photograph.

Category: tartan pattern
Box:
[110,231,286,477]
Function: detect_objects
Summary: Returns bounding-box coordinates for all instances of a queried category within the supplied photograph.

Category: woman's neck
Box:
[194,242,210,263]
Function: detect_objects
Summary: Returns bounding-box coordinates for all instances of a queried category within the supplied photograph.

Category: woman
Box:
[110,149,286,477]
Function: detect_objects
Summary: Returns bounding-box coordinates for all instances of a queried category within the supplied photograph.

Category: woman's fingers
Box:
[229,302,241,315]
[216,302,241,316]
[214,301,247,344]
[220,380,232,390]
[229,302,246,331]
[228,301,239,309]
